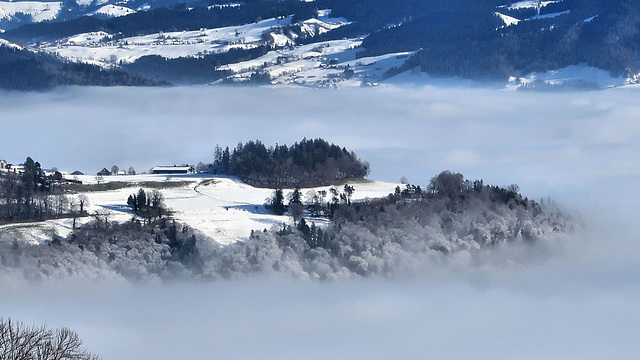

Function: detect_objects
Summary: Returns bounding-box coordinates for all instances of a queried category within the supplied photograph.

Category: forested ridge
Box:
[0,45,162,90]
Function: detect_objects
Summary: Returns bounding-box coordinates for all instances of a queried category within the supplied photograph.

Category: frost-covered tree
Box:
[289,187,303,224]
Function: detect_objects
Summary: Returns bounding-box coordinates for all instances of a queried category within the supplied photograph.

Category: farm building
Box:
[151,165,195,175]
[6,164,25,174]
[97,168,111,176]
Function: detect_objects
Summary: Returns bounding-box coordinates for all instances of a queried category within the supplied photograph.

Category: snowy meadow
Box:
[1,84,640,359]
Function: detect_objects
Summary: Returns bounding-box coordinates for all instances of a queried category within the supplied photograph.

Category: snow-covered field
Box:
[0,173,400,245]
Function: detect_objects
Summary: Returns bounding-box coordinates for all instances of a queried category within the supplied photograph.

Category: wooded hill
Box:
[212,138,370,188]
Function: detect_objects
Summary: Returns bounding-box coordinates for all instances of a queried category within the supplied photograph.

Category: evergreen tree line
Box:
[211,138,369,188]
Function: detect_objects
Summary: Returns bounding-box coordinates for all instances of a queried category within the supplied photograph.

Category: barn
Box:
[151,165,195,174]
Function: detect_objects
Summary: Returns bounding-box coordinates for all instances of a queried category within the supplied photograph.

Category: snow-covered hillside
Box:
[0,174,400,245]
[43,16,299,65]
[33,10,413,87]
[0,1,62,23]
[88,4,135,18]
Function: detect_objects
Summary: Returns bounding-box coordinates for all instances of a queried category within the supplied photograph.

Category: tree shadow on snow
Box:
[99,204,134,214]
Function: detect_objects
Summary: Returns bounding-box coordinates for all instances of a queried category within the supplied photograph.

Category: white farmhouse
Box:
[6,164,25,174]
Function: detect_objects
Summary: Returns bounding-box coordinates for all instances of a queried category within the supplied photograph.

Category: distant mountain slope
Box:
[0,0,190,30]
[1,0,639,88]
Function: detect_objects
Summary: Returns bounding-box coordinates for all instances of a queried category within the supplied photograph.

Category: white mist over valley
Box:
[1,84,639,359]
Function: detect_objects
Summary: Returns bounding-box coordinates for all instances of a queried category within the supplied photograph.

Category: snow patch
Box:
[495,12,520,27]
[209,3,241,10]
[0,38,22,49]
[505,0,561,10]
[530,10,570,20]
[89,4,135,18]
[74,0,93,7]
[584,15,597,23]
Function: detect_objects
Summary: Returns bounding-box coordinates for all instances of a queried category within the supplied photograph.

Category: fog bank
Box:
[1,84,640,359]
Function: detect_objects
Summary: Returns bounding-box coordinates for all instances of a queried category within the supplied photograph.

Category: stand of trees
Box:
[0,215,201,281]
[212,138,369,188]
[127,188,168,224]
[204,171,575,279]
[1,157,62,222]
[0,157,90,225]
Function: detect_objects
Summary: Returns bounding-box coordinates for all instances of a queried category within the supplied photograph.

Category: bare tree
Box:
[111,165,119,176]
[52,194,69,217]
[0,318,101,360]
[78,195,89,215]
[92,210,111,229]
[507,184,520,194]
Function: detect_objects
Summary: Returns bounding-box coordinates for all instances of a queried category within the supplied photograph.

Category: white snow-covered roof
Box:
[151,165,193,171]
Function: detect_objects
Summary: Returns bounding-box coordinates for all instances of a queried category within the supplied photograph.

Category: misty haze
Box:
[1,84,640,360]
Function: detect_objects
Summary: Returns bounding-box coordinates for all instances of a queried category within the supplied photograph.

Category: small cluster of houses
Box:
[96,165,195,176]
[1,159,196,178]
[0,159,23,174]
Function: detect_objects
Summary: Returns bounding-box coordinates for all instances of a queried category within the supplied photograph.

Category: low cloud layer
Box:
[1,85,640,359]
